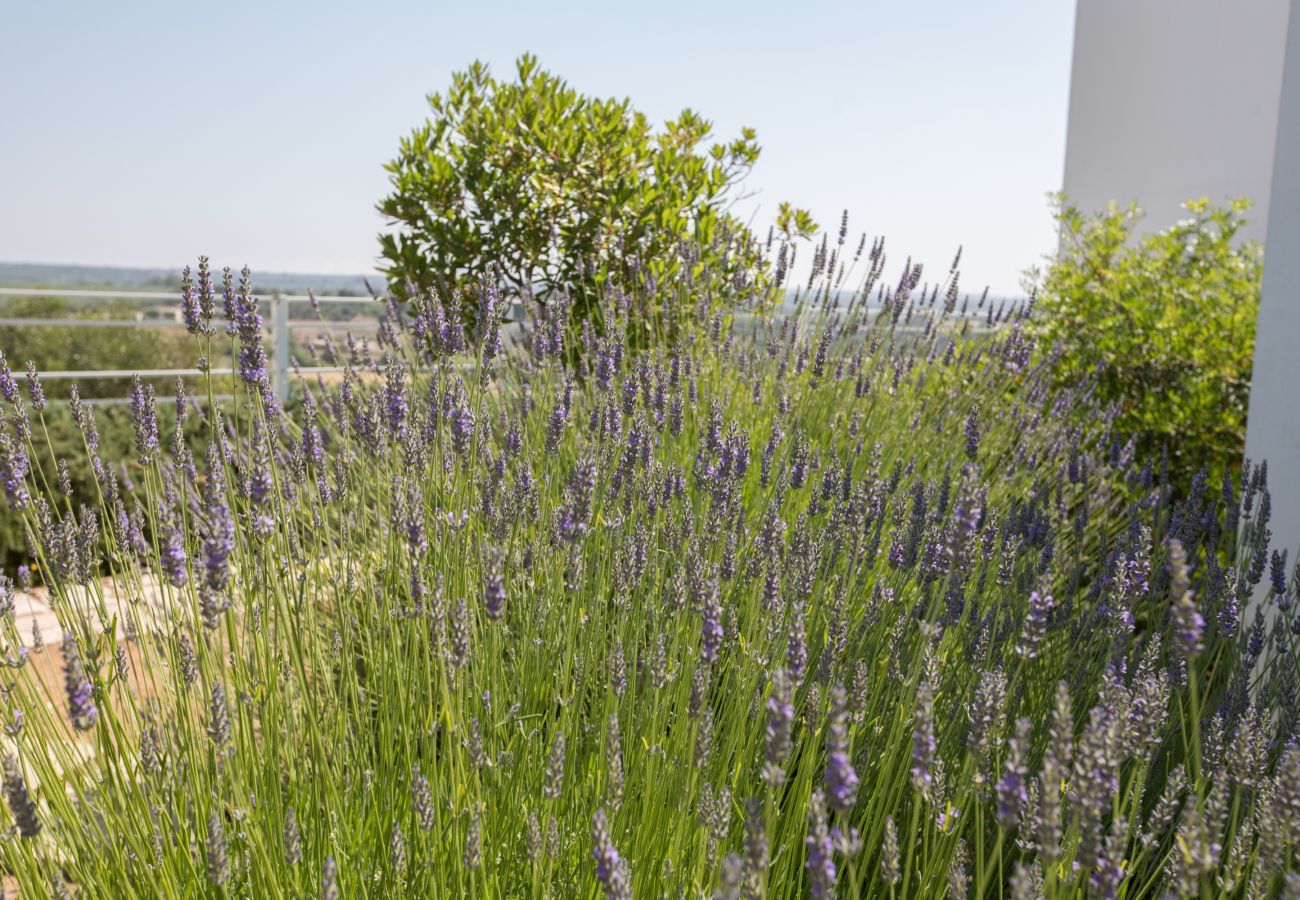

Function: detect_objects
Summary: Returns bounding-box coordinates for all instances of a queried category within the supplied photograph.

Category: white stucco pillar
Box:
[1061,0,1300,628]
[1061,0,1290,242]
[1244,0,1300,626]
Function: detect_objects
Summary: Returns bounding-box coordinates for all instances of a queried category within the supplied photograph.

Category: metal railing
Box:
[0,287,384,401]
[1,285,1011,406]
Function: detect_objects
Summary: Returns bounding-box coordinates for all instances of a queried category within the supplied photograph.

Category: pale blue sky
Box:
[0,1,1076,294]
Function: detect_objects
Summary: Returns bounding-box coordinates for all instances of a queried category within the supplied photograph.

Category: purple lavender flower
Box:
[699,576,723,663]
[62,635,98,731]
[202,461,233,589]
[881,816,901,886]
[181,264,202,334]
[825,686,859,812]
[231,267,269,387]
[1268,549,1289,596]
[545,390,570,454]
[595,338,620,390]
[995,717,1031,829]
[483,545,506,621]
[1017,589,1053,659]
[911,678,936,792]
[764,669,795,787]
[1217,568,1240,637]
[207,680,232,755]
[558,457,598,543]
[23,362,44,411]
[321,856,339,900]
[206,811,229,885]
[3,754,40,838]
[592,808,631,900]
[1089,818,1126,900]
[300,395,326,470]
[790,436,809,489]
[383,357,409,436]
[1246,545,1267,587]
[478,281,503,362]
[0,427,30,509]
[130,375,160,463]
[964,404,981,461]
[786,599,807,681]
[805,790,837,899]
[449,395,476,457]
[196,256,217,334]
[1168,539,1204,657]
[0,351,18,405]
[161,521,188,587]
[1246,614,1265,662]
[199,444,234,627]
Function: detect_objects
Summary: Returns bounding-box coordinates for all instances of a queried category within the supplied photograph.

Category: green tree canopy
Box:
[378,54,813,333]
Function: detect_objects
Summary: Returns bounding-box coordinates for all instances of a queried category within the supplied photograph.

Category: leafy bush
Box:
[0,257,1297,896]
[378,55,814,332]
[0,297,195,570]
[1030,195,1262,487]
[0,293,244,572]
[0,295,197,401]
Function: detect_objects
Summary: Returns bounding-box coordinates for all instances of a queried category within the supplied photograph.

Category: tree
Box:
[378,55,813,335]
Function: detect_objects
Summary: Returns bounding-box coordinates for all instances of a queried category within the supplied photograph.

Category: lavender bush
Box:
[0,243,1297,897]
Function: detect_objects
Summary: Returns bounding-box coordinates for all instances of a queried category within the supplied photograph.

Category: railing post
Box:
[272,293,289,402]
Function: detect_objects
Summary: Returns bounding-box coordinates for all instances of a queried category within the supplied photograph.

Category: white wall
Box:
[1244,0,1300,630]
[1063,0,1300,633]
[1062,0,1290,238]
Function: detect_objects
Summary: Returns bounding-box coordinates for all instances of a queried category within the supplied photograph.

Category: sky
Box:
[0,1,1077,295]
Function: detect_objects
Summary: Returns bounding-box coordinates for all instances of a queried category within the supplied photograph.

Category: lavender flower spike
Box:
[911,678,936,792]
[1168,539,1204,658]
[995,717,1032,829]
[592,808,632,900]
[805,790,837,899]
[130,375,160,463]
[0,350,17,405]
[2,754,40,837]
[63,635,98,731]
[1017,589,1053,660]
[825,686,859,812]
[483,545,506,621]
[763,669,795,787]
[699,575,723,663]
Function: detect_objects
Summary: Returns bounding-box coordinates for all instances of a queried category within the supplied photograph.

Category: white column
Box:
[1244,0,1300,625]
[1061,0,1289,241]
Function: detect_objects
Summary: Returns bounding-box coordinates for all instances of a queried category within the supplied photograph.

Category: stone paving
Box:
[11,573,171,649]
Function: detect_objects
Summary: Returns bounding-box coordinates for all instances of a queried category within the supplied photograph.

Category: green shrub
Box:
[1030,195,1261,487]
[0,295,197,401]
[0,294,234,572]
[378,55,813,330]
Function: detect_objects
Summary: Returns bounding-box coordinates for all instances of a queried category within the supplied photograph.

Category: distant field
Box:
[0,260,379,296]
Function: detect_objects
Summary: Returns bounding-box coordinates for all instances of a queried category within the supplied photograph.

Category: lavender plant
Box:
[0,240,1297,897]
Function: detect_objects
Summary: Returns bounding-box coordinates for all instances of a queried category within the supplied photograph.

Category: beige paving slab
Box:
[11,570,174,650]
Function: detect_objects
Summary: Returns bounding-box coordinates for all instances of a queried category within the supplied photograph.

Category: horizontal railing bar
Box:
[0,317,382,330]
[0,318,188,329]
[34,368,236,380]
[287,320,381,329]
[31,366,372,381]
[0,288,379,304]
